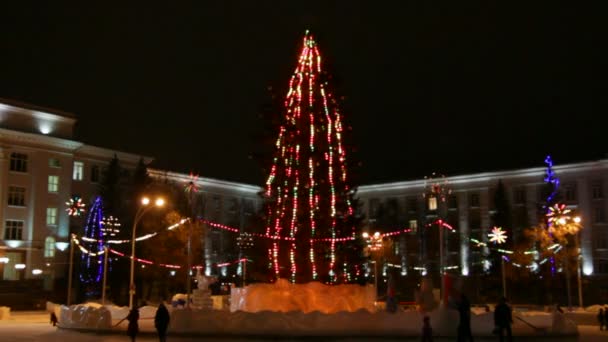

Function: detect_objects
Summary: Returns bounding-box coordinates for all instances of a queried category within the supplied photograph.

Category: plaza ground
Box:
[1,311,608,342]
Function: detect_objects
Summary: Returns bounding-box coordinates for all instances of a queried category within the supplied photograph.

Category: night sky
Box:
[1,2,605,186]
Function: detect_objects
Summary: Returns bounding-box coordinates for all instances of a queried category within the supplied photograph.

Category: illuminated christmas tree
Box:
[263,31,361,284]
[79,196,105,296]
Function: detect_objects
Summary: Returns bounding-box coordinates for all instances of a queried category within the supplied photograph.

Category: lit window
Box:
[9,153,28,172]
[7,186,26,207]
[428,197,438,211]
[46,208,58,226]
[409,220,418,233]
[48,175,59,193]
[73,161,84,181]
[44,236,56,258]
[49,158,61,168]
[90,165,100,183]
[4,220,24,240]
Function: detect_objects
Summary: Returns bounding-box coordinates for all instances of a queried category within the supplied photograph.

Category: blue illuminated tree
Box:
[79,196,105,297]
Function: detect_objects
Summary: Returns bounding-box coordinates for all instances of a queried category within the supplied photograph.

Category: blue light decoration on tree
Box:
[543,155,560,275]
[79,196,105,296]
[543,155,560,208]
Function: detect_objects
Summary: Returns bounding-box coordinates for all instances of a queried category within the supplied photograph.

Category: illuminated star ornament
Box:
[546,203,571,225]
[184,172,200,194]
[488,227,507,244]
[66,196,86,217]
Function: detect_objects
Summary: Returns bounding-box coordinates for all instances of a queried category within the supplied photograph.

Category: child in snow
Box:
[49,312,58,326]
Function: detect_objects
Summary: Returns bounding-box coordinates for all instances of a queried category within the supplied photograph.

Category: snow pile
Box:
[0,306,10,320]
[59,304,112,330]
[231,279,375,313]
[585,304,608,313]
[57,300,577,337]
[171,309,424,336]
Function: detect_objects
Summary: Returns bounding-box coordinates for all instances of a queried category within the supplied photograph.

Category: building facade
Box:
[1,98,607,304]
[0,100,147,293]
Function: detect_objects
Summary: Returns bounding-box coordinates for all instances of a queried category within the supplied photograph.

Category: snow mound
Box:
[231,279,375,313]
[59,304,112,329]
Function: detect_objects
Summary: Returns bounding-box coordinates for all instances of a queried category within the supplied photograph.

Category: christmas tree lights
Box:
[263,31,358,283]
[79,196,105,295]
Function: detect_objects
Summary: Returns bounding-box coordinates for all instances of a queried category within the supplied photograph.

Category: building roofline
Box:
[148,169,261,195]
[358,158,608,193]
[75,144,153,165]
[0,98,77,121]
[0,127,83,151]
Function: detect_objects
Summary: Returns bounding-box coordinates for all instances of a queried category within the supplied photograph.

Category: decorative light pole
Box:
[423,173,451,302]
[547,204,582,310]
[184,173,200,309]
[129,196,165,309]
[362,231,383,301]
[236,232,254,286]
[488,226,508,298]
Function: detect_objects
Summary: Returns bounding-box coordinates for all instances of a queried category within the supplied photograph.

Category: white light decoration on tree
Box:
[101,216,121,237]
[488,226,507,244]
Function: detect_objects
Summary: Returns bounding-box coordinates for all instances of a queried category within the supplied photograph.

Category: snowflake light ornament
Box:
[546,203,571,225]
[184,172,200,194]
[66,196,86,217]
[488,226,507,244]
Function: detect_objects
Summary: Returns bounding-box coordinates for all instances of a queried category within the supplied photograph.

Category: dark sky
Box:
[1,2,605,186]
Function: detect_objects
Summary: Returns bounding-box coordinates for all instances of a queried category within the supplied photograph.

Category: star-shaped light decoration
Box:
[546,203,571,225]
[184,172,200,194]
[66,196,86,217]
[488,226,507,244]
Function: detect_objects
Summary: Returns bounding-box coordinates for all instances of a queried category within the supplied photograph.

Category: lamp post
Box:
[488,226,508,298]
[574,216,583,308]
[237,232,254,286]
[363,231,383,301]
[423,173,451,303]
[67,234,75,306]
[129,196,165,309]
[547,204,582,311]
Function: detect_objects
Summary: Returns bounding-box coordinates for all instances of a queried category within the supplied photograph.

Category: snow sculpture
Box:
[231,279,375,313]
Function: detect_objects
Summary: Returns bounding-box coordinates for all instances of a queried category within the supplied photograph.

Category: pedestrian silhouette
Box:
[154,302,170,342]
[49,312,58,326]
[494,297,513,342]
[421,315,433,341]
[456,294,473,342]
[598,308,605,331]
[126,308,139,342]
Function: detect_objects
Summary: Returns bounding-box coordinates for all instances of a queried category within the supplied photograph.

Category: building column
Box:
[480,189,491,271]
[577,178,594,275]
[457,192,470,276]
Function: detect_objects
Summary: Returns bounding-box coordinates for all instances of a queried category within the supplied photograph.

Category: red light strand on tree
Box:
[263,31,357,283]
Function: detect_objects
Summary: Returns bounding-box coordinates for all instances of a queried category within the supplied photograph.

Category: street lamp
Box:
[129,196,165,309]
[362,231,383,301]
[547,204,583,310]
[488,226,508,298]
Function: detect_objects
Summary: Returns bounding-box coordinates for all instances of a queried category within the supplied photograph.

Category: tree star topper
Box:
[488,226,507,244]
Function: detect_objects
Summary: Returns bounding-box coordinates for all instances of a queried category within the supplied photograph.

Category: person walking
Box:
[421,315,433,341]
[494,297,513,342]
[599,308,605,331]
[456,294,474,342]
[126,307,139,342]
[604,306,608,331]
[49,311,58,326]
[154,302,171,342]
